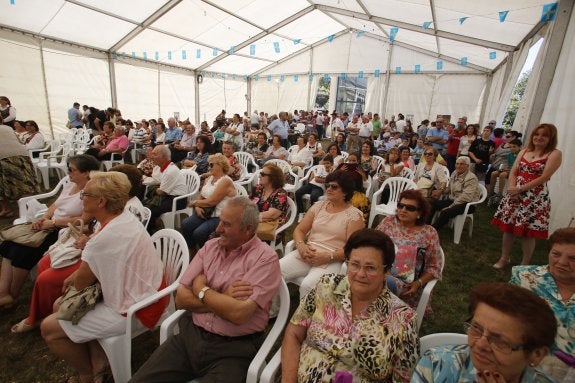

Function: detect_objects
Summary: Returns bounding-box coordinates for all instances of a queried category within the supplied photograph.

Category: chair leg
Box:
[98,337,131,383]
[452,215,465,244]
[39,168,50,190]
[468,216,474,238]
[160,213,175,229]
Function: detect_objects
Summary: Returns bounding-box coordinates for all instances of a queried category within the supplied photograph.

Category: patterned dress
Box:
[291,274,419,383]
[412,344,556,383]
[491,153,552,239]
[250,185,288,227]
[376,216,443,308]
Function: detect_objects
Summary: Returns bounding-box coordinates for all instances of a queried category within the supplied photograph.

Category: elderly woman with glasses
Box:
[281,170,364,297]
[414,145,449,198]
[282,229,419,382]
[413,282,557,383]
[181,153,236,250]
[0,155,99,308]
[375,189,442,309]
[250,163,288,240]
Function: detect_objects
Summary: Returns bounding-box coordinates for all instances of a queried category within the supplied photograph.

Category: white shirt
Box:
[359,122,373,137]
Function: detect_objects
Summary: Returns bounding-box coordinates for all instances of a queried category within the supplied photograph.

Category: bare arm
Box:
[521,150,562,192]
[73,262,98,290]
[281,323,307,383]
[195,178,234,207]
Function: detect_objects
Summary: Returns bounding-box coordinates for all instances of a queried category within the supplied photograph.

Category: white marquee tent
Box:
[1,0,574,229]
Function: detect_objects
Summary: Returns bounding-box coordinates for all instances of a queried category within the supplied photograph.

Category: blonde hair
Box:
[88,171,130,214]
[208,153,231,174]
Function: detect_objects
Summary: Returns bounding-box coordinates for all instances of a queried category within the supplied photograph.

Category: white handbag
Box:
[48,219,84,269]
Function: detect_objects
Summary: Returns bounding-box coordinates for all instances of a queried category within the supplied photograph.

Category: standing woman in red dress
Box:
[492,123,562,268]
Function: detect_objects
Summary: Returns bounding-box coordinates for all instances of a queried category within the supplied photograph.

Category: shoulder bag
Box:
[56,282,102,325]
[0,222,54,248]
[49,219,84,269]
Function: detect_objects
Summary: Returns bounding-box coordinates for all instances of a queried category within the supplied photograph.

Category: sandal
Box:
[11,318,36,333]
[493,258,510,269]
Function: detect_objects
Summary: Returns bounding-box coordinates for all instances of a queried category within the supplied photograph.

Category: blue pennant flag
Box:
[221,73,226,79]
[309,74,314,81]
[213,48,218,57]
[250,45,256,55]
[211,72,215,78]
[358,71,364,78]
[489,51,496,60]
[131,52,136,59]
[323,74,329,80]
[374,69,381,78]
[415,64,421,73]
[340,73,347,79]
[196,49,201,59]
[267,75,272,82]
[273,42,280,53]
[294,74,299,82]
[327,34,335,43]
[460,57,468,65]
[182,50,187,60]
[499,11,509,23]
[122,52,126,60]
[230,46,235,55]
[459,17,468,25]
[168,51,172,60]
[395,66,401,74]
[143,52,147,61]
[422,21,432,29]
[243,75,248,81]
[389,27,398,41]
[10,0,14,4]
[113,52,118,60]
[280,75,285,82]
[155,52,159,61]
[437,61,443,70]
[254,74,259,81]
[232,74,236,80]
[356,31,365,38]
[293,39,301,45]
[541,2,558,22]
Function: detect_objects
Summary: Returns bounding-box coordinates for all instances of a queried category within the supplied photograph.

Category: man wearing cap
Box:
[429,156,480,230]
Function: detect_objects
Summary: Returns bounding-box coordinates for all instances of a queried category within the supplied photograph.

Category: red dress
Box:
[491,152,551,239]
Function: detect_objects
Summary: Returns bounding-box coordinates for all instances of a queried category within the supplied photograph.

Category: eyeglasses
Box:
[506,135,513,138]
[80,191,99,199]
[259,172,271,177]
[325,183,340,190]
[424,152,434,156]
[67,167,77,173]
[397,202,418,212]
[463,322,527,354]
[346,261,384,276]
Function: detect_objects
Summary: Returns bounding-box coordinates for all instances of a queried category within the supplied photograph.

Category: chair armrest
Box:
[171,192,194,212]
[258,350,281,383]
[284,240,295,254]
[159,309,187,344]
[125,284,179,335]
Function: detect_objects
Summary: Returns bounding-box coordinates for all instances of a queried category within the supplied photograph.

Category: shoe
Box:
[0,294,14,308]
[492,258,510,269]
[11,318,36,333]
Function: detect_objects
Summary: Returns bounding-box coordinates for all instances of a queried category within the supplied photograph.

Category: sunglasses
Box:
[397,202,418,212]
[506,135,513,138]
[325,183,340,190]
[424,152,434,156]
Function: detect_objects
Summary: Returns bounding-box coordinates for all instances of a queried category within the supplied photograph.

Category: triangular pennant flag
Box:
[293,39,301,45]
[415,64,421,73]
[323,74,330,80]
[541,2,558,22]
[309,74,314,81]
[327,35,335,43]
[489,51,496,60]
[389,27,398,41]
[273,42,280,53]
[122,52,126,60]
[267,75,272,81]
[280,75,285,82]
[437,61,443,70]
[10,0,14,5]
[196,49,201,59]
[254,74,259,81]
[499,11,509,23]
[182,50,187,60]
[168,51,172,60]
[294,74,299,82]
[143,52,147,61]
[395,67,401,74]
[422,21,432,29]
[243,75,247,81]
[358,71,364,78]
[232,74,236,80]
[213,48,218,56]
[250,45,256,56]
[459,17,468,25]
[340,73,346,79]
[356,31,365,38]
[230,46,235,55]
[374,69,381,78]
[113,52,118,60]
[155,52,159,61]
[221,73,226,79]
[131,52,136,59]
[460,57,468,65]
[211,72,215,78]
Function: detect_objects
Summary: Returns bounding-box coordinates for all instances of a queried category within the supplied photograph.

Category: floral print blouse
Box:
[412,344,555,383]
[250,184,288,227]
[291,274,419,383]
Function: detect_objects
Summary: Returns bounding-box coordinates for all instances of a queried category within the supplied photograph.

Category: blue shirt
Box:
[68,107,83,128]
[267,119,288,139]
[426,128,449,153]
[412,344,555,383]
[164,127,183,143]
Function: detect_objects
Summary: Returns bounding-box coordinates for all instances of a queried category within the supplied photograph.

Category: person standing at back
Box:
[68,102,83,129]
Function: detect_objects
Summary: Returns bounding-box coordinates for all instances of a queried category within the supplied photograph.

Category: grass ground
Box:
[0,194,550,382]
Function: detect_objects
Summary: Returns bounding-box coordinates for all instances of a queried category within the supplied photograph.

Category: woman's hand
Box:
[31,218,47,231]
[301,245,330,267]
[62,271,78,292]
[400,282,420,299]
[508,185,521,199]
[430,189,443,199]
[74,234,90,249]
[477,370,507,383]
[195,206,206,219]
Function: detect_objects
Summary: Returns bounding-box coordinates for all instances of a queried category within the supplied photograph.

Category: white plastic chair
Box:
[451,183,488,244]
[14,176,70,224]
[234,181,249,196]
[234,152,260,191]
[101,149,128,171]
[160,169,201,230]
[72,129,91,155]
[159,278,291,383]
[415,247,445,331]
[36,142,73,190]
[371,155,385,175]
[401,167,415,180]
[271,197,296,254]
[265,159,299,193]
[340,151,349,162]
[127,205,152,230]
[368,177,418,228]
[420,333,467,355]
[98,229,190,383]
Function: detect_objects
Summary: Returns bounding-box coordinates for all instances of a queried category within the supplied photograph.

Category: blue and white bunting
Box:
[131,52,136,59]
[267,75,272,82]
[459,17,468,25]
[460,57,468,65]
[327,35,335,43]
[358,71,364,78]
[122,52,126,60]
[113,52,118,60]
[374,69,381,78]
[437,61,443,70]
[422,21,432,29]
[489,51,496,60]
[213,48,218,57]
[356,31,365,38]
[389,27,398,41]
[541,2,558,22]
[395,67,401,74]
[415,64,420,73]
[340,73,346,79]
[143,52,147,61]
[250,45,256,55]
[254,74,259,81]
[155,52,159,61]
[294,74,299,82]
[280,75,285,82]
[182,50,186,60]
[499,11,509,23]
[273,42,280,53]
[309,74,314,81]
[168,51,172,60]
[293,39,301,45]
[230,46,235,55]
[196,49,201,59]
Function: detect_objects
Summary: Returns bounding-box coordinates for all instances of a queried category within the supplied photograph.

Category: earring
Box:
[417,216,421,219]
[529,362,535,367]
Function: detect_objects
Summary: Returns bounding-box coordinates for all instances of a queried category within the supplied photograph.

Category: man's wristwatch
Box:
[198,286,211,303]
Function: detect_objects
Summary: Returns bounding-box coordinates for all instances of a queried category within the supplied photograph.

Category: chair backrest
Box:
[234,151,259,172]
[299,164,322,184]
[477,183,488,204]
[16,175,70,223]
[372,155,385,174]
[287,145,298,154]
[180,169,201,198]
[127,204,152,229]
[401,167,415,180]
[415,246,445,331]
[340,151,349,161]
[419,333,467,355]
[295,123,306,134]
[377,176,418,205]
[265,159,291,173]
[234,182,248,196]
[276,197,296,237]
[151,229,190,286]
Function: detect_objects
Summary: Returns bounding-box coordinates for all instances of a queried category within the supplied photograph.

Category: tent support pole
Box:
[39,41,54,139]
[194,71,200,126]
[480,73,493,126]
[381,43,394,118]
[524,0,574,138]
[427,75,437,120]
[108,53,117,109]
[307,49,314,110]
[247,78,252,116]
[157,67,161,120]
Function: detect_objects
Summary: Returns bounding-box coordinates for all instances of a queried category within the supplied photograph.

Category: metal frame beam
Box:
[428,0,441,55]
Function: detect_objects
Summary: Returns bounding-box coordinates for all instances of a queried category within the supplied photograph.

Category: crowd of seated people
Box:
[4,101,570,383]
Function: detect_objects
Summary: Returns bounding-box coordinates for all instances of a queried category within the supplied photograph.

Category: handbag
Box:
[49,219,84,269]
[416,176,434,197]
[56,282,102,325]
[256,219,280,241]
[0,223,53,248]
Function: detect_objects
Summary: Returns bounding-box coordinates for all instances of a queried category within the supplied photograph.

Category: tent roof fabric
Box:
[0,0,549,75]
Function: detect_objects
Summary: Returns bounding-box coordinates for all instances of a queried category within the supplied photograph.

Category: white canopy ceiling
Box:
[0,0,551,76]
